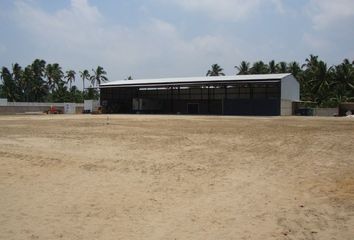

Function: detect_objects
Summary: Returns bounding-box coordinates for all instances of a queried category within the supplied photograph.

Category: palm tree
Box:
[90,66,108,87]
[0,67,17,101]
[45,64,54,91]
[276,62,288,73]
[45,63,64,92]
[12,63,24,101]
[79,70,90,91]
[31,59,46,83]
[12,63,22,81]
[52,81,69,103]
[206,64,225,76]
[309,61,334,104]
[22,66,33,102]
[301,55,321,102]
[29,59,48,102]
[51,63,64,90]
[31,80,48,102]
[302,54,319,69]
[268,60,277,73]
[333,59,354,99]
[235,61,250,75]
[288,62,302,78]
[65,70,76,89]
[250,61,269,74]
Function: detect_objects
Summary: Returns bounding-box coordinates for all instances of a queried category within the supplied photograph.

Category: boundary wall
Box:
[0,100,83,114]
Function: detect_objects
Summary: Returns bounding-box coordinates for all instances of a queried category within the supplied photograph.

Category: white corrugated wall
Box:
[280,75,300,115]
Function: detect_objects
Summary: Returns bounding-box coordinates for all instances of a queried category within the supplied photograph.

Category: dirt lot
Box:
[0,115,353,240]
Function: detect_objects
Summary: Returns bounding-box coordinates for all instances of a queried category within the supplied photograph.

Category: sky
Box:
[0,0,353,81]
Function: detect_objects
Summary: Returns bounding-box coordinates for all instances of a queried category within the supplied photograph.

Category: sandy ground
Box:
[0,114,354,240]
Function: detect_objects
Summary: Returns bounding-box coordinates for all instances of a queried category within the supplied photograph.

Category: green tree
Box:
[302,54,319,69]
[332,59,354,102]
[79,70,90,91]
[90,66,108,87]
[309,61,334,105]
[84,88,100,100]
[67,85,84,103]
[65,70,76,89]
[206,64,225,76]
[12,63,25,101]
[235,61,250,75]
[250,61,269,74]
[50,81,69,102]
[276,62,288,73]
[0,67,17,101]
[21,66,33,102]
[0,84,3,98]
[51,63,64,90]
[301,55,320,102]
[288,61,302,79]
[268,60,277,73]
[29,59,48,102]
[45,64,55,91]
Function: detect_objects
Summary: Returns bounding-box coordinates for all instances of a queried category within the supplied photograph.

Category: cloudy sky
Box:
[0,0,353,81]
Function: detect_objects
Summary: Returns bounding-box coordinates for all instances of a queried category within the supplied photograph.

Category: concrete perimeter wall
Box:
[0,102,84,115]
[313,108,338,116]
[339,103,354,116]
[280,100,293,116]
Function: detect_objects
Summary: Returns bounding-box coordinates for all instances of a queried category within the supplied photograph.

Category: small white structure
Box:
[0,98,8,106]
[64,103,76,114]
[280,74,300,116]
[84,100,100,113]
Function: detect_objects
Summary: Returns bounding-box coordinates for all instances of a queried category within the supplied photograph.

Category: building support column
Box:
[170,86,174,113]
[207,85,210,114]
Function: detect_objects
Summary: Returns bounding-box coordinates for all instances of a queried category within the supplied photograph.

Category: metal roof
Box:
[100,73,292,88]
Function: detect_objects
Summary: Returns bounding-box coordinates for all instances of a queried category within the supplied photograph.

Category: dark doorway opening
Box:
[187,103,199,114]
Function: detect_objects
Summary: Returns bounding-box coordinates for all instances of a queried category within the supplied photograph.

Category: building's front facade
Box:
[99,74,299,116]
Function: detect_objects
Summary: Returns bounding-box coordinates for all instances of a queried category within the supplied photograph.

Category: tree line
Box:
[206,56,354,107]
[0,59,108,103]
[2,55,354,107]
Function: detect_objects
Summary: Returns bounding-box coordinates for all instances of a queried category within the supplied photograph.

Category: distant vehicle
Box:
[45,106,62,114]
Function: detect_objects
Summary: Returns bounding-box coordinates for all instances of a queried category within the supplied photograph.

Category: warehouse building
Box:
[99,73,299,116]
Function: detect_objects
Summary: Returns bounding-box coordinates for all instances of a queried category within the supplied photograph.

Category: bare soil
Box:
[0,115,354,240]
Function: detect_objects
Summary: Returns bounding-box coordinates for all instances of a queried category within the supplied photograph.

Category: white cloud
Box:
[70,0,101,21]
[307,0,354,30]
[271,0,285,14]
[10,0,351,81]
[157,0,285,21]
[302,0,354,60]
[159,0,262,21]
[10,0,244,79]
[14,0,101,49]
[302,33,331,50]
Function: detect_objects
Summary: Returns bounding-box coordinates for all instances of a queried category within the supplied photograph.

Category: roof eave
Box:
[99,79,282,88]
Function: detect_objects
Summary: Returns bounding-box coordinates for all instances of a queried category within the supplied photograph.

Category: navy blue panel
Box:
[223,99,280,116]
